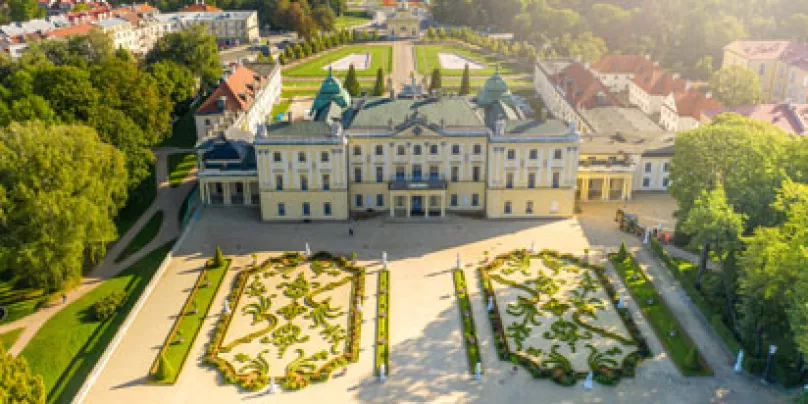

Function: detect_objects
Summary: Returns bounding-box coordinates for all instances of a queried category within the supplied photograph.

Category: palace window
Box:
[354,167,362,183]
[414,145,422,155]
[375,145,384,156]
[528,173,536,188]
[472,193,480,206]
[298,152,306,162]
[663,177,670,187]
[430,144,439,154]
[504,201,512,214]
[324,202,332,216]
[472,166,481,182]
[300,175,308,191]
[506,173,514,189]
[529,149,538,159]
[275,175,283,191]
[552,172,561,188]
[273,152,282,162]
[376,194,384,207]
[353,145,362,156]
[507,149,516,160]
[553,149,562,159]
[397,145,406,155]
[452,144,460,155]
[663,162,670,172]
[302,202,310,216]
[277,203,286,216]
[451,166,459,182]
[645,162,652,173]
[473,144,482,155]
[526,201,534,214]
[451,194,458,206]
[321,151,329,162]
[376,166,384,183]
[396,196,405,208]
[322,174,330,191]
[429,165,440,180]
[643,177,651,187]
[355,194,363,207]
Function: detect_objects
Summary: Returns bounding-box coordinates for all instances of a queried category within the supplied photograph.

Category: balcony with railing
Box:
[388,174,448,191]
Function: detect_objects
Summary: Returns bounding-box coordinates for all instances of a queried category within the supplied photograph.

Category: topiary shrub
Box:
[213,245,225,267]
[92,291,127,321]
[154,354,175,382]
[616,242,628,262]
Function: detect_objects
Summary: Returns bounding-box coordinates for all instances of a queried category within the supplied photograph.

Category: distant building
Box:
[702,103,808,135]
[386,1,420,39]
[178,2,222,12]
[723,40,808,104]
[158,10,260,46]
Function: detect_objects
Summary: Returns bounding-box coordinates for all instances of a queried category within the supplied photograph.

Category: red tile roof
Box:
[702,104,808,135]
[632,67,687,96]
[45,23,96,38]
[674,90,723,120]
[591,54,656,76]
[552,63,619,109]
[179,4,222,12]
[197,65,266,114]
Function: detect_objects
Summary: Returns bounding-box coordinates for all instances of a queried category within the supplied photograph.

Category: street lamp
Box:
[764,344,777,383]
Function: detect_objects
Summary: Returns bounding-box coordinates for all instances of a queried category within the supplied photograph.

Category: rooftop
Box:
[579,132,676,156]
[702,104,808,135]
[197,64,267,115]
[591,54,657,76]
[552,62,619,109]
[580,107,663,134]
[45,22,95,38]
[349,97,484,128]
[178,3,222,12]
[724,40,806,61]
[673,90,723,120]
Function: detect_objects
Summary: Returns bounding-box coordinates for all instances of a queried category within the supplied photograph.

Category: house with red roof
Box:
[659,89,723,131]
[702,103,808,135]
[195,62,282,141]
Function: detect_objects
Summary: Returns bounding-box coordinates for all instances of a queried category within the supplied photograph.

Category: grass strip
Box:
[609,250,712,376]
[167,152,197,188]
[114,210,163,264]
[335,15,372,29]
[22,241,175,403]
[414,43,523,76]
[284,45,392,78]
[452,269,483,375]
[375,269,390,376]
[0,327,23,349]
[148,257,232,383]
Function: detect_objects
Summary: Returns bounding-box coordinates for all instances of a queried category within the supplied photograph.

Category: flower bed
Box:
[375,269,390,376]
[479,249,651,386]
[452,269,483,375]
[204,251,365,391]
[148,255,232,383]
[609,246,712,376]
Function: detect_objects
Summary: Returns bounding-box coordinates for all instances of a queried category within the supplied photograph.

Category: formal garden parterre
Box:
[452,268,483,376]
[204,251,365,391]
[375,269,390,376]
[480,249,651,386]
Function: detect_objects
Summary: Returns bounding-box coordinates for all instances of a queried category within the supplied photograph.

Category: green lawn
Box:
[114,210,164,264]
[0,327,23,349]
[22,242,175,403]
[150,257,231,383]
[167,153,197,188]
[415,44,523,76]
[610,252,712,376]
[161,107,198,149]
[452,269,482,375]
[0,279,46,326]
[269,101,291,121]
[375,269,390,376]
[283,45,393,78]
[114,168,156,238]
[335,14,372,29]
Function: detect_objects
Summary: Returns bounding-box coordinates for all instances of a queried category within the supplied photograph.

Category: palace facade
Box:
[197,68,581,220]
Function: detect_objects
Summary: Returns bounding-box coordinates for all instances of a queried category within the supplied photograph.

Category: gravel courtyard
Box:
[82,194,788,403]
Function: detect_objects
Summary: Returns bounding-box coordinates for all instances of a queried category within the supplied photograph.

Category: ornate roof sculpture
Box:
[311,67,351,116]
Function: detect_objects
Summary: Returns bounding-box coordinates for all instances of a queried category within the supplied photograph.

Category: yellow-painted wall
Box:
[260,191,348,220]
[485,188,575,218]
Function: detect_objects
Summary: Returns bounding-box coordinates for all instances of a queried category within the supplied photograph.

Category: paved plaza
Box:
[82,194,788,403]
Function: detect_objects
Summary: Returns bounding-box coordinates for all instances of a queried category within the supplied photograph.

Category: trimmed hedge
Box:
[375,269,390,376]
[148,256,232,383]
[479,249,652,386]
[609,250,712,376]
[92,291,127,321]
[648,238,743,356]
[452,268,483,375]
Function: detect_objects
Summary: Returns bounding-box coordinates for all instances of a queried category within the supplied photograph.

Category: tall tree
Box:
[0,343,45,403]
[147,60,197,106]
[459,63,471,95]
[8,0,44,22]
[343,64,361,96]
[709,65,762,106]
[147,25,221,86]
[428,68,442,93]
[0,123,127,291]
[372,67,385,96]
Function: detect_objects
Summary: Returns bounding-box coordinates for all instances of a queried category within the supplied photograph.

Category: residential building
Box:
[158,10,259,45]
[197,69,581,220]
[194,62,283,141]
[702,104,808,135]
[93,17,137,51]
[660,89,722,131]
[723,40,808,104]
[591,54,657,93]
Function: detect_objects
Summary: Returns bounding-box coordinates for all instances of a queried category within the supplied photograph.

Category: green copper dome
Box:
[312,67,351,113]
[477,65,512,106]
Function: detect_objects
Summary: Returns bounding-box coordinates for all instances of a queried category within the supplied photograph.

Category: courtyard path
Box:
[0,148,198,356]
[391,40,416,93]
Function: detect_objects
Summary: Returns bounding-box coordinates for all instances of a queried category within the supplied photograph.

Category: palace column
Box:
[601,178,609,201]
[224,182,232,205]
[389,193,395,217]
[424,194,430,218]
[406,194,411,218]
[440,195,446,217]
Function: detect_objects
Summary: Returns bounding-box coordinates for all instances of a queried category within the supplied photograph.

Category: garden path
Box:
[0,148,197,356]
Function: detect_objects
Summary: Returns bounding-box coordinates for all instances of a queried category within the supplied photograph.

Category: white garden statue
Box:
[487,296,494,311]
[474,362,482,380]
[584,371,593,390]
[734,350,744,373]
[456,252,461,269]
[268,376,278,393]
[223,299,231,314]
[530,241,535,253]
[382,251,388,270]
[643,228,650,244]
[305,242,311,257]
[379,364,386,381]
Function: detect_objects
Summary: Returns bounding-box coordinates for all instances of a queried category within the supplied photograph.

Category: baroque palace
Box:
[196,68,584,220]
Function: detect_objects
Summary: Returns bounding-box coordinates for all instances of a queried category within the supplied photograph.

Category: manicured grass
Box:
[0,279,46,325]
[161,106,198,148]
[114,211,164,264]
[375,269,390,376]
[167,152,197,188]
[0,327,23,349]
[269,101,291,121]
[609,251,712,376]
[281,89,319,98]
[114,168,156,237]
[283,45,393,78]
[648,239,743,355]
[452,269,482,375]
[149,257,231,383]
[335,14,371,29]
[22,242,175,403]
[415,43,523,76]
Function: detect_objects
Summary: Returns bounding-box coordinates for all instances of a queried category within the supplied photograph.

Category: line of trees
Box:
[0,26,220,293]
[431,0,808,80]
[670,113,808,384]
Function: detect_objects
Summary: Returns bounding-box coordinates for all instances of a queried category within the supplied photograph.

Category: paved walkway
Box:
[391,40,416,93]
[0,148,197,355]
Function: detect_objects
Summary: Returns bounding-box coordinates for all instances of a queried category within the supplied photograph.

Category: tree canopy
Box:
[708,65,762,106]
[147,25,221,86]
[0,343,45,403]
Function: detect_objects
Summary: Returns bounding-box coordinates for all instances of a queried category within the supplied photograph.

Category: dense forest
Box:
[432,0,808,79]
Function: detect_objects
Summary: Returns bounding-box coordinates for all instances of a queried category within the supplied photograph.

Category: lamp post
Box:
[764,344,777,383]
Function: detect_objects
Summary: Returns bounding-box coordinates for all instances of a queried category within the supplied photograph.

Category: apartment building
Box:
[723,40,808,104]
